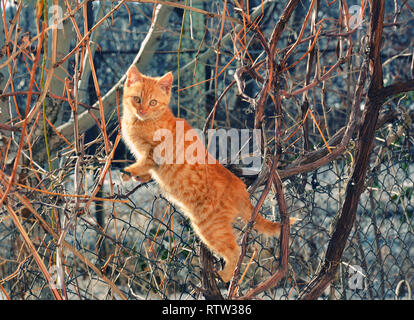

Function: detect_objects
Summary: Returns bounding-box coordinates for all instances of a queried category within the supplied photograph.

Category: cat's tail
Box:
[253,214,298,236]
[239,198,298,236]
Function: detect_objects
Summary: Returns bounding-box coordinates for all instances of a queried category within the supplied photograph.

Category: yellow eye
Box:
[149,99,157,106]
[133,96,141,104]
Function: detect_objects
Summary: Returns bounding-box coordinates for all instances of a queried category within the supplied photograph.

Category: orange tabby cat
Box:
[122,66,295,282]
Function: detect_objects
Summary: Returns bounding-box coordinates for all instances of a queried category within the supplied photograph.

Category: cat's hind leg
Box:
[193,214,240,283]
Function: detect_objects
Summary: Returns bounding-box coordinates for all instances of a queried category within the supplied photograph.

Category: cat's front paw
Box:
[134,174,152,183]
[121,170,151,183]
[121,171,132,182]
[124,165,139,176]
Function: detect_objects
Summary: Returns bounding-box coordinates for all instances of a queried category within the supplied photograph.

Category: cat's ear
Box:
[126,65,143,87]
[158,72,173,94]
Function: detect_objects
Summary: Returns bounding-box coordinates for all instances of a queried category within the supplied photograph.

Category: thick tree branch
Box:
[298,0,386,300]
[378,79,414,100]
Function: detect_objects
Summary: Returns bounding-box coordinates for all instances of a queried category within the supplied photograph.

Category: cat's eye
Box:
[149,99,157,106]
[133,96,141,104]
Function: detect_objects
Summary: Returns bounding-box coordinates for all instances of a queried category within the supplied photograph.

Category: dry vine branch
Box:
[298,0,395,299]
[1,0,413,301]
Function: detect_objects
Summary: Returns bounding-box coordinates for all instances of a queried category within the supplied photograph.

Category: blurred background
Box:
[0,0,413,300]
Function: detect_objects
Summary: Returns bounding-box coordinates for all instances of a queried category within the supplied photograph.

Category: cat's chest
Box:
[122,120,152,157]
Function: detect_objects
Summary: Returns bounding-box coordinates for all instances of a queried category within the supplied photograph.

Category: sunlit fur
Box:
[122,66,295,282]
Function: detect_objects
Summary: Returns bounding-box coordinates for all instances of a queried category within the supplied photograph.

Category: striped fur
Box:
[121,66,295,282]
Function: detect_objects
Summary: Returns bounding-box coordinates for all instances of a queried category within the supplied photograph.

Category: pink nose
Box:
[140,109,146,115]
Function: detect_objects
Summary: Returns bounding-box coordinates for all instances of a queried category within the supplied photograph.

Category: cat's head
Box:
[123,66,173,121]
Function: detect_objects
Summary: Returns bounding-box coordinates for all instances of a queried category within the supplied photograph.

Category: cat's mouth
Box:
[134,110,146,121]
[135,109,163,121]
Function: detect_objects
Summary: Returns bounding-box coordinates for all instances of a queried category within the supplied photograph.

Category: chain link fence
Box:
[1,114,412,300]
[0,0,413,301]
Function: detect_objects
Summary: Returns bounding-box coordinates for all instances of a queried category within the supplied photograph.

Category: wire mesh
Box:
[1,117,412,300]
[0,0,413,301]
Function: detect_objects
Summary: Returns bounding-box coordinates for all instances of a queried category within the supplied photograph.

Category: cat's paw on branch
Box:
[120,169,151,183]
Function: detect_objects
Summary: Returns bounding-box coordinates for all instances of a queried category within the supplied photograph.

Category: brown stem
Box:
[240,169,290,300]
[199,243,224,300]
[298,0,386,299]
[227,152,279,298]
